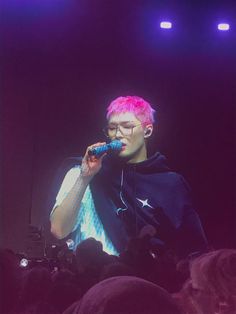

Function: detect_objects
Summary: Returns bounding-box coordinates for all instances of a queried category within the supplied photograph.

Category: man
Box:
[50,96,208,259]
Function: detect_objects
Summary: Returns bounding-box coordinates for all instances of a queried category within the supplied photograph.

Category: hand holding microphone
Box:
[88,139,123,156]
[81,140,122,180]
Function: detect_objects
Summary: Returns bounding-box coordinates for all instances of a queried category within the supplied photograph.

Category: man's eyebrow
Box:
[108,121,135,125]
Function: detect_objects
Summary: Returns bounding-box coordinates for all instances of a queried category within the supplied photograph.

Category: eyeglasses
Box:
[103,123,143,137]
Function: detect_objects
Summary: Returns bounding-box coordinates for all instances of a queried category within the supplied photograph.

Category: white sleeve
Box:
[50,166,81,216]
[50,165,118,255]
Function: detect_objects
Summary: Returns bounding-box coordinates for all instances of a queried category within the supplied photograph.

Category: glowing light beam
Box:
[218,23,230,31]
[160,21,172,29]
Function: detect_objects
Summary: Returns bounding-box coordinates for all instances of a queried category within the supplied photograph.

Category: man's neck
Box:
[127,148,147,164]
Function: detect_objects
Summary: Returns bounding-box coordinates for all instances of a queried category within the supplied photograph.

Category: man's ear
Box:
[144,124,153,138]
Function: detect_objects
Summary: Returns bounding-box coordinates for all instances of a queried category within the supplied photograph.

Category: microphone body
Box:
[88,140,123,156]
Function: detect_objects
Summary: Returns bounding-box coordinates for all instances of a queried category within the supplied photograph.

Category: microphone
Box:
[88,140,123,156]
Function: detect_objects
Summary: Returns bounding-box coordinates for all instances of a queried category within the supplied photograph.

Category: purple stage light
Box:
[218,23,230,31]
[160,21,172,29]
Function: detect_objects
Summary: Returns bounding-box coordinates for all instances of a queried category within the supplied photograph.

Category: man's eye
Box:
[108,126,117,131]
[122,124,133,129]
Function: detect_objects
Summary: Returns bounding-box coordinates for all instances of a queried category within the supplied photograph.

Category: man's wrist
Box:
[77,173,92,185]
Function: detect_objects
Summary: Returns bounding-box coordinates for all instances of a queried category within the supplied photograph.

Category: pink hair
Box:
[106,96,156,126]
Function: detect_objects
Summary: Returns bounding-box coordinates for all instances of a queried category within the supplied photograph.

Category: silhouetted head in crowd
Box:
[120,235,154,267]
[19,266,52,308]
[64,276,182,314]
[174,249,236,314]
[75,238,116,274]
[47,269,82,313]
[51,268,77,285]
[0,248,21,313]
[99,262,136,281]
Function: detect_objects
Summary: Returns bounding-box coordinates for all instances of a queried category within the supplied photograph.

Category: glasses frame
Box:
[103,123,143,138]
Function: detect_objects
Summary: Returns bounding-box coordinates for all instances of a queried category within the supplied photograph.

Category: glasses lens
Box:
[119,125,133,136]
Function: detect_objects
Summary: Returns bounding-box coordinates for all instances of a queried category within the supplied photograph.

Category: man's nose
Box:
[115,127,123,138]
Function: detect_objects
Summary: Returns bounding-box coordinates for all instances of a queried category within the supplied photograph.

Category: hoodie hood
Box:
[105,152,170,175]
[124,152,170,173]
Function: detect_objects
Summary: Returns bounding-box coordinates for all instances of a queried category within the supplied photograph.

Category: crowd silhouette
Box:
[1,236,236,314]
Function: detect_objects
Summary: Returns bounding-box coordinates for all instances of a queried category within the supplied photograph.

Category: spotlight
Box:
[20,258,29,268]
[218,23,230,31]
[160,21,172,29]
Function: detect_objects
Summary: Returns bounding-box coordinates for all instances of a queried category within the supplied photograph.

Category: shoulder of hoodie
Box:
[150,152,192,191]
[164,171,192,193]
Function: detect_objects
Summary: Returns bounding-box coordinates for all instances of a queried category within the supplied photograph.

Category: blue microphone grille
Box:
[109,140,123,150]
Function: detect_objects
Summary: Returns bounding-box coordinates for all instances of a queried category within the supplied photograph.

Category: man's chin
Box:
[118,150,129,158]
[117,150,134,162]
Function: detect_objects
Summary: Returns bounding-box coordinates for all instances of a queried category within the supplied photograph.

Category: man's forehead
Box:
[108,111,140,124]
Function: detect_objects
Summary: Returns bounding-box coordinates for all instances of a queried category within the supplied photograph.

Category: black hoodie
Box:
[90,152,208,259]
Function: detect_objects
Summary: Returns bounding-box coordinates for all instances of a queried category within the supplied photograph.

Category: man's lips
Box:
[121,143,127,151]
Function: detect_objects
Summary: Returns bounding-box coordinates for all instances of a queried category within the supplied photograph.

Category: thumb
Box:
[99,152,107,161]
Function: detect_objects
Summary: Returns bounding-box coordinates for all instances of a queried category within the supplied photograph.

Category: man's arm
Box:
[50,174,90,239]
[50,142,107,239]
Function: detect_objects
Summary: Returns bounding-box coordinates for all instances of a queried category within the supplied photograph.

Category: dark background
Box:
[2,0,236,253]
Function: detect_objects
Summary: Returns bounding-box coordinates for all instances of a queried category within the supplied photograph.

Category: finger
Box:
[100,152,107,160]
[85,142,106,155]
[89,152,107,162]
[85,143,107,159]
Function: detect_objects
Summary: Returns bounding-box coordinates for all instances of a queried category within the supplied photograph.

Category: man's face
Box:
[107,112,148,163]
